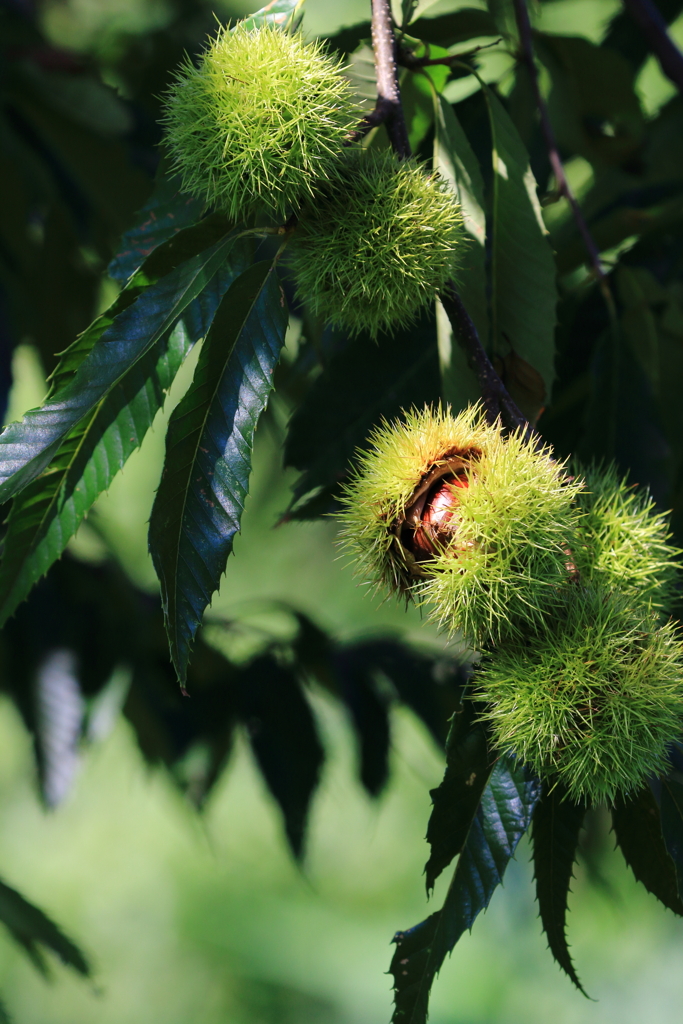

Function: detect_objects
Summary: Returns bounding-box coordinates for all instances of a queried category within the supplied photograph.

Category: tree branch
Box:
[622,0,683,93]
[440,283,536,441]
[368,2,532,441]
[512,0,615,310]
[370,0,412,158]
[346,98,394,144]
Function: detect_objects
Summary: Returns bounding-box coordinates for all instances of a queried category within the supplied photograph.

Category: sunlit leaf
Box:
[424,697,491,892]
[239,0,306,32]
[433,94,487,411]
[401,0,420,28]
[0,228,238,505]
[401,46,451,152]
[390,757,540,1024]
[149,257,289,683]
[483,83,557,416]
[0,236,247,628]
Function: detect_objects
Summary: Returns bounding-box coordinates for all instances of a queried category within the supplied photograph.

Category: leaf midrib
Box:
[164,265,274,640]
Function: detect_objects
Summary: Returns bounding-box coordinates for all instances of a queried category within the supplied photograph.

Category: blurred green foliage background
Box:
[2,0,683,1021]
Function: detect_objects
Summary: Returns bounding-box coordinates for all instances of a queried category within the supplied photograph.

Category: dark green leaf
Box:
[332,646,391,796]
[108,158,204,285]
[323,22,371,55]
[0,228,238,505]
[602,0,683,72]
[0,239,250,629]
[47,212,234,397]
[613,784,683,915]
[0,995,10,1023]
[125,619,240,807]
[149,257,289,683]
[324,9,498,56]
[659,773,683,901]
[0,325,189,628]
[284,311,440,518]
[235,656,324,858]
[483,83,557,418]
[536,34,645,168]
[390,757,540,1024]
[411,9,500,47]
[341,640,466,749]
[401,0,420,28]
[531,785,587,994]
[0,877,90,978]
[433,95,487,411]
[424,697,492,892]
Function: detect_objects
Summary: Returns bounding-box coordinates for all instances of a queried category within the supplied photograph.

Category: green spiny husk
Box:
[475,588,683,803]
[162,23,362,220]
[572,462,681,614]
[338,405,582,645]
[289,150,465,337]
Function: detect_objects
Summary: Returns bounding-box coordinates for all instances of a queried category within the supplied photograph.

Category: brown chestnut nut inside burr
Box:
[398,457,474,562]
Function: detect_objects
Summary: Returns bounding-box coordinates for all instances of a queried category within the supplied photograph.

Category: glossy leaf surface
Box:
[108,158,204,285]
[424,698,491,892]
[0,229,238,505]
[390,757,540,1024]
[149,257,289,682]
[0,232,246,626]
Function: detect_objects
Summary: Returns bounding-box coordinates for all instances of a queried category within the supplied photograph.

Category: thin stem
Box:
[622,0,683,93]
[369,1,531,441]
[397,39,502,69]
[512,0,616,313]
[440,283,537,442]
[370,0,412,158]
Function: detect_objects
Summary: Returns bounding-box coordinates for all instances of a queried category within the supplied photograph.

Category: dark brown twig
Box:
[345,100,392,144]
[440,283,537,442]
[370,0,412,158]
[367,0,532,440]
[512,0,615,310]
[622,0,683,93]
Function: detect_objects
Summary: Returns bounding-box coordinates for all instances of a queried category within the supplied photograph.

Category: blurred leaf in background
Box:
[1,0,683,1021]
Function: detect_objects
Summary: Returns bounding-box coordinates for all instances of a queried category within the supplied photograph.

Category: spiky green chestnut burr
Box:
[573,462,681,614]
[289,150,465,337]
[475,588,683,803]
[162,24,361,219]
[338,405,582,644]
